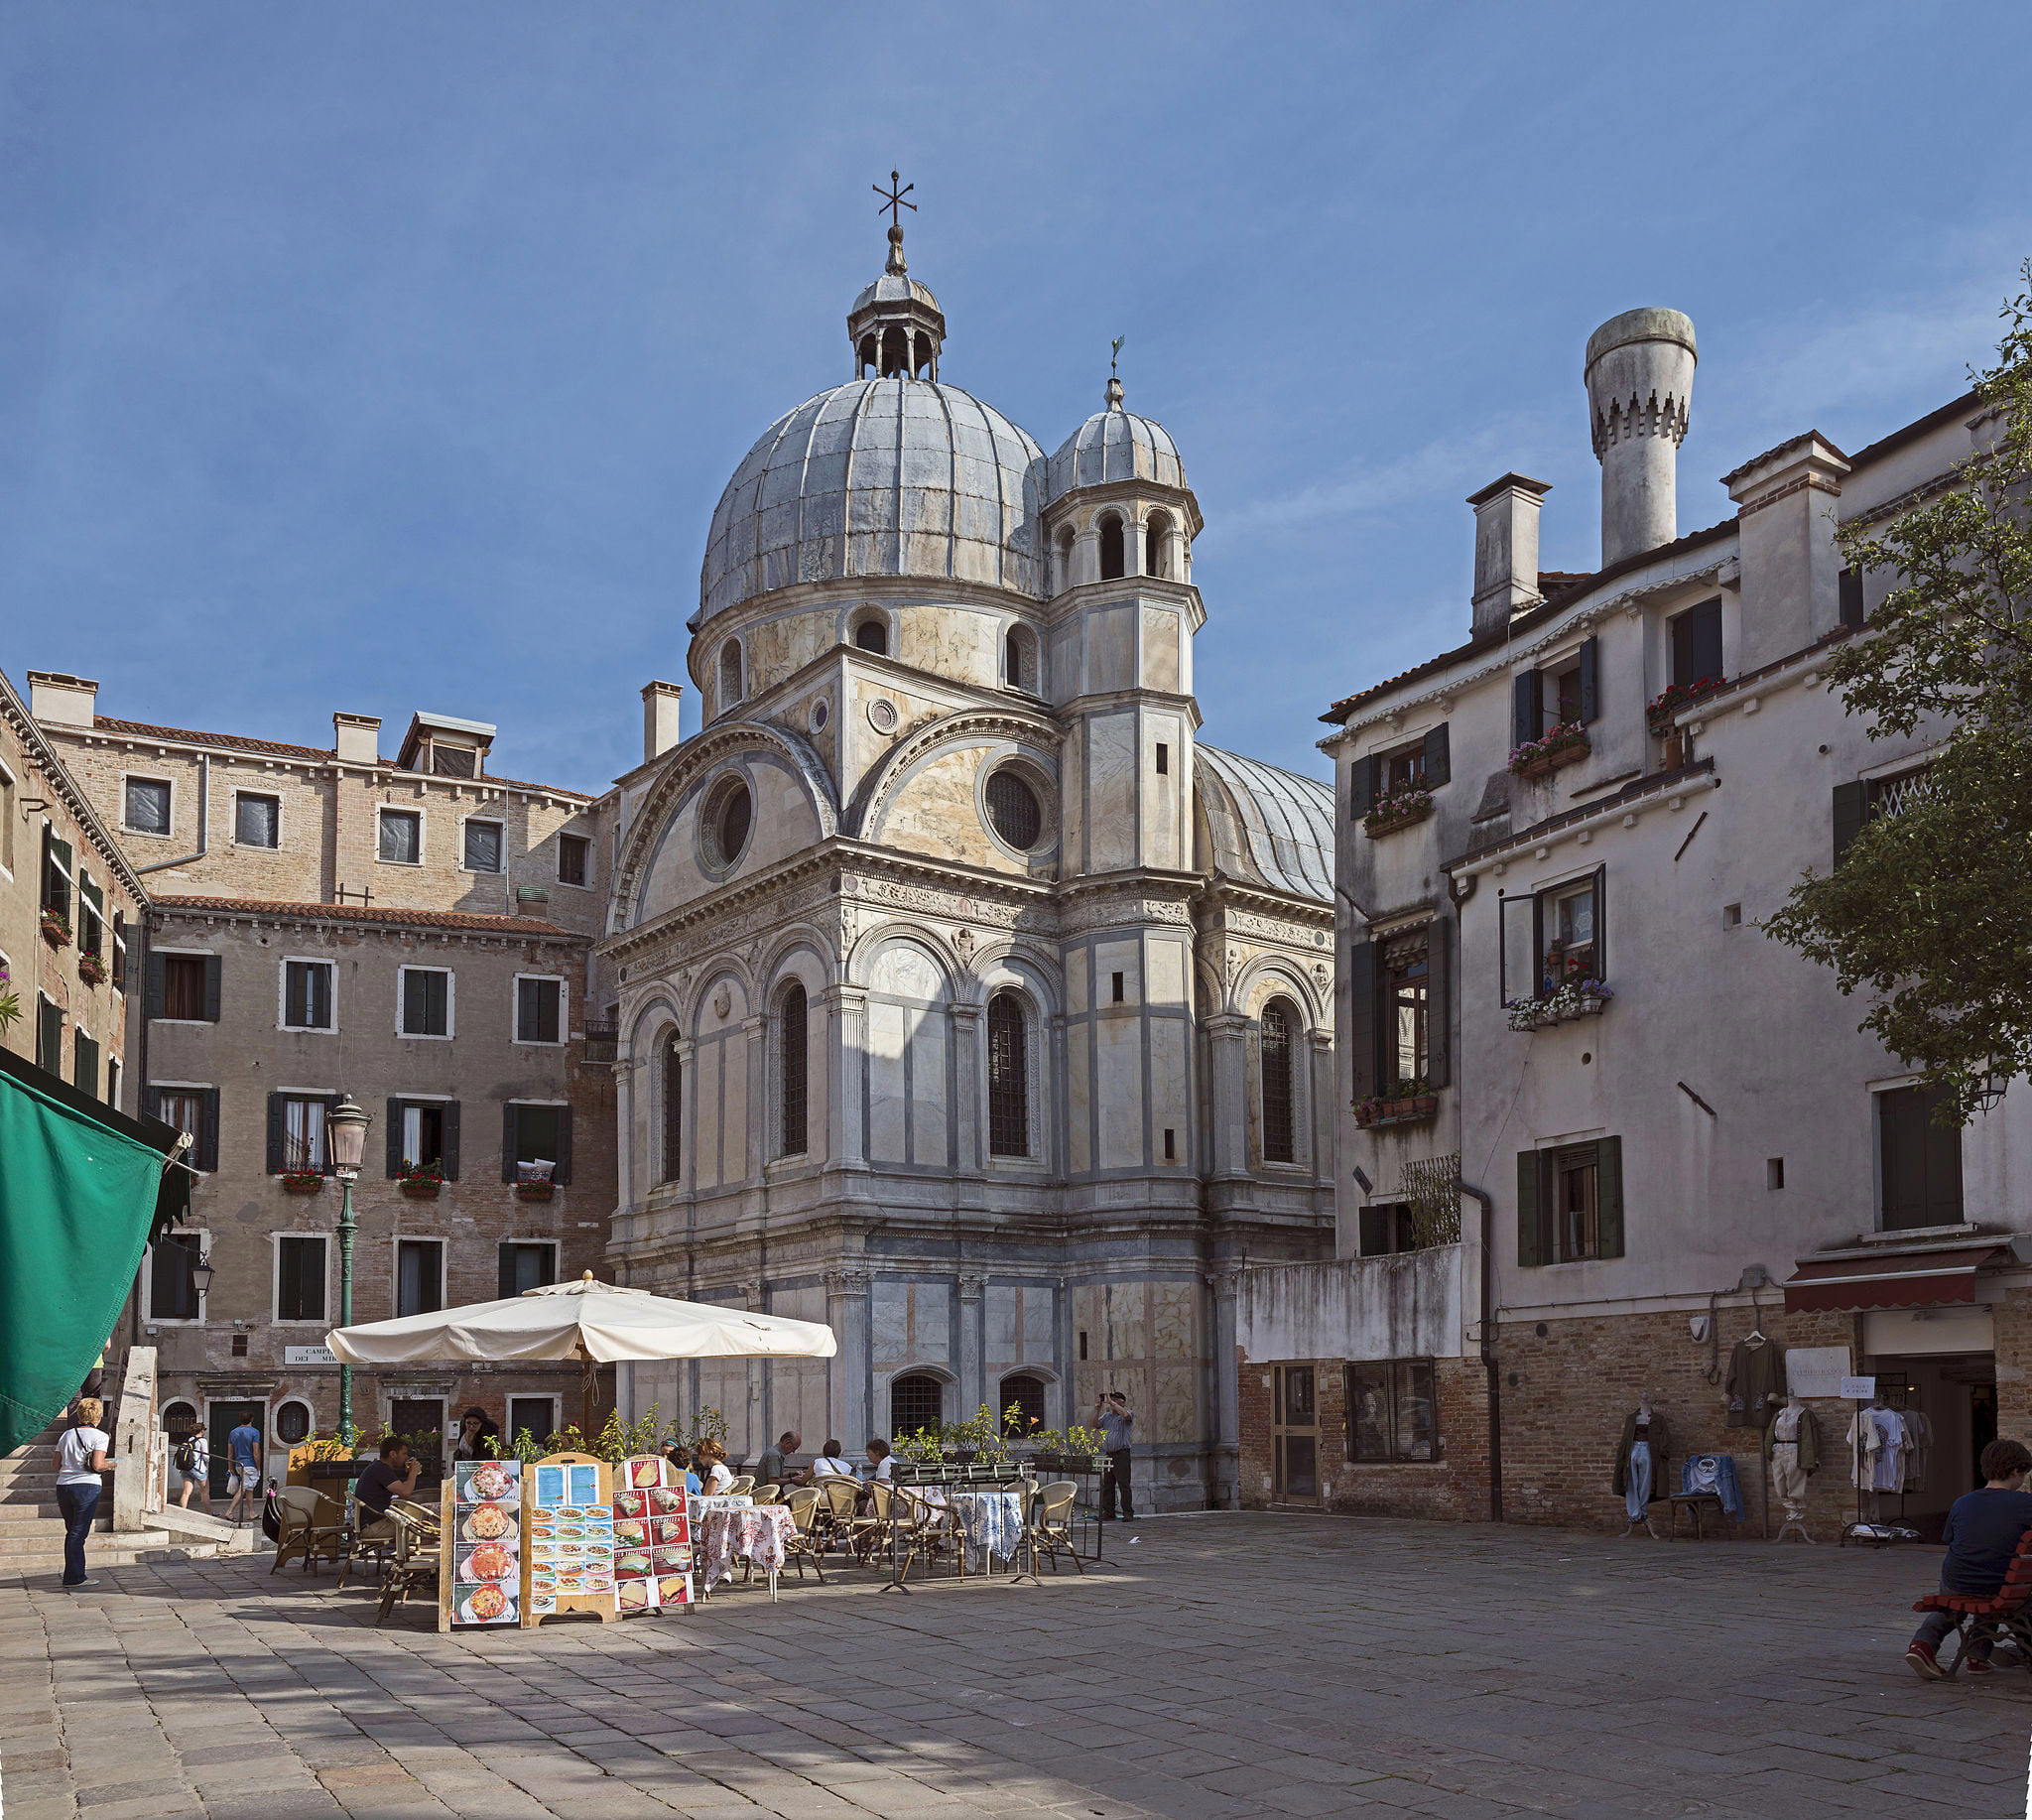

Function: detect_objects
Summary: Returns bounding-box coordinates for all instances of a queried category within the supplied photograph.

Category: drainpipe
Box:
[134,753,210,876]
[1460,1179,1503,1523]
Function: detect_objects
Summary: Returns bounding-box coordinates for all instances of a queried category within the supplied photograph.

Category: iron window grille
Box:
[986,991,1029,1157]
[1260,999,1298,1163]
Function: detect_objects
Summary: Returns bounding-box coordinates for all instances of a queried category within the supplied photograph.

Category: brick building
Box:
[27,675,617,1488]
[1240,306,2032,1540]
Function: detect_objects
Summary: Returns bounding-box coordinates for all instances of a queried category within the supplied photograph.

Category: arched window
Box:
[1004,625,1036,692]
[1098,513,1126,581]
[880,325,908,377]
[1261,997,1298,1164]
[853,615,889,656]
[660,1031,684,1184]
[274,1398,313,1447]
[1145,511,1173,580]
[857,334,877,377]
[1056,526,1076,592]
[1000,1372,1047,1433]
[779,982,809,1158]
[890,1372,944,1439]
[162,1400,197,1440]
[987,990,1030,1157]
[718,640,744,712]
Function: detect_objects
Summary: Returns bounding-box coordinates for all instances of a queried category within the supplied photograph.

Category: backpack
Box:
[175,1439,198,1474]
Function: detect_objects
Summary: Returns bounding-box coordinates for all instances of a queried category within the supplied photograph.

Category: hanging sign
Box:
[1784,1347,1851,1398]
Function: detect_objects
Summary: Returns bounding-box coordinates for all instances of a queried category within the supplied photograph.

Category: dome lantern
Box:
[849,172,946,380]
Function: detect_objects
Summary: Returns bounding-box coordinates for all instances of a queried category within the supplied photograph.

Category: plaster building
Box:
[1241,308,2032,1539]
[603,222,1335,1511]
[0,667,146,1102]
[28,677,617,1489]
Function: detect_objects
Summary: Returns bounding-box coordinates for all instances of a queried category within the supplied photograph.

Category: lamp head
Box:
[328,1095,371,1176]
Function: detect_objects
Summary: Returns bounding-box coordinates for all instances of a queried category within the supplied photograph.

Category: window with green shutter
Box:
[1518,1135,1623,1264]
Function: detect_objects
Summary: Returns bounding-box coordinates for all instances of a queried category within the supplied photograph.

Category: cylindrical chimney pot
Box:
[1585,308,1697,568]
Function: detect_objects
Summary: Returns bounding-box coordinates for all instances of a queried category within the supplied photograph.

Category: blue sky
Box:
[3,4,2029,788]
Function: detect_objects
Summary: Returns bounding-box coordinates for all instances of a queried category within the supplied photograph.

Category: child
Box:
[1907,1437,2032,1679]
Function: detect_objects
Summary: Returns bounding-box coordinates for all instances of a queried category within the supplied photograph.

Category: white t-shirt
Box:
[867,1456,893,1483]
[57,1426,110,1488]
[811,1456,855,1478]
[702,1462,733,1494]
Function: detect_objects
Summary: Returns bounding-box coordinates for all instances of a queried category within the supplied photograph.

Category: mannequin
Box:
[1611,1394,1672,1538]
[1767,1394,1820,1543]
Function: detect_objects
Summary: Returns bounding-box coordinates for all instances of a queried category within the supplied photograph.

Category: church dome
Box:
[1047,386,1187,500]
[698,378,1048,620]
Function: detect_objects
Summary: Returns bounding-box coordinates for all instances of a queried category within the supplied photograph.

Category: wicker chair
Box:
[725,1475,756,1497]
[750,1484,783,1505]
[375,1505,441,1625]
[1025,1480,1083,1575]
[889,1485,961,1583]
[272,1486,348,1575]
[811,1475,861,1553]
[778,1486,828,1584]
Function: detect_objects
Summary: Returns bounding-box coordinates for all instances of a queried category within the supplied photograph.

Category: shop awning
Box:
[0,1046,189,1455]
[1781,1243,2009,1314]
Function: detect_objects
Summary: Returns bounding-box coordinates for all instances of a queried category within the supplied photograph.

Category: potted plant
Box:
[279,1168,324,1195]
[1354,1077,1439,1128]
[1362,786,1434,839]
[0,964,21,1035]
[397,1157,444,1199]
[1645,675,1727,728]
[40,908,71,949]
[1057,1424,1104,1475]
[1508,722,1589,779]
[76,951,108,986]
[515,1159,557,1201]
[1505,956,1614,1030]
[292,1432,368,1490]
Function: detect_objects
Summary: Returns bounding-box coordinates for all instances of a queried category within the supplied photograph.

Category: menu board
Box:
[611,1455,693,1613]
[523,1452,617,1625]
[441,1459,522,1630]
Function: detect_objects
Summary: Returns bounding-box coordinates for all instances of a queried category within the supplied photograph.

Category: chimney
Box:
[1585,308,1697,567]
[1466,474,1551,638]
[27,671,98,728]
[641,680,684,762]
[332,713,381,765]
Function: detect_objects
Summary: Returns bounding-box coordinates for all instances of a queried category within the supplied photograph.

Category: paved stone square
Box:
[1,1512,2027,1820]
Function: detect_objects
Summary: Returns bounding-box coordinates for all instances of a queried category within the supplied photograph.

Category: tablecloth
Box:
[698,1503,795,1585]
[948,1491,1024,1572]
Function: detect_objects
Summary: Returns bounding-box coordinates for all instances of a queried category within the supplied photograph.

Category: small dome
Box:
[699,378,1048,619]
[1048,398,1187,500]
[850,273,942,317]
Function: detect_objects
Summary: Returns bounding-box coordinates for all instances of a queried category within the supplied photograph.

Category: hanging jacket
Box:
[1724,1338,1784,1429]
[1611,1409,1673,1498]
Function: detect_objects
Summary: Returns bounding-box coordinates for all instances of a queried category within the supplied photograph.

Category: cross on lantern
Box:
[874,171,916,229]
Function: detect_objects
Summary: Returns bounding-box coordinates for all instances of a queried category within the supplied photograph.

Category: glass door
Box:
[1272,1365,1320,1503]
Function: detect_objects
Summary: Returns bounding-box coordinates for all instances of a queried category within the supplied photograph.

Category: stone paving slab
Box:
[1,1512,2028,1819]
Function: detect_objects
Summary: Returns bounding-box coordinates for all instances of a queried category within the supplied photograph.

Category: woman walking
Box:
[54,1397,111,1589]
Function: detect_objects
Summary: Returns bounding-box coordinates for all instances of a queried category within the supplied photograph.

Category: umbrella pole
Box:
[578,1346,594,1439]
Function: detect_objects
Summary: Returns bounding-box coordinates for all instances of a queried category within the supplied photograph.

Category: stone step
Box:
[0,1534,229,1579]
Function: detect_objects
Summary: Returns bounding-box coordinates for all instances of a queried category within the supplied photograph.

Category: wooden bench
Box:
[1911,1531,2032,1677]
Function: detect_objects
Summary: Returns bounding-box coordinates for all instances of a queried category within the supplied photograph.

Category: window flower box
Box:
[515,1180,556,1202]
[76,952,108,987]
[40,909,71,949]
[1646,676,1727,728]
[1362,789,1434,839]
[1354,1092,1439,1129]
[396,1159,444,1198]
[279,1171,325,1195]
[1508,724,1588,779]
[1505,981,1613,1031]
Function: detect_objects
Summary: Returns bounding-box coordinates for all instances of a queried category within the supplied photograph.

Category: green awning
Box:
[0,1046,187,1455]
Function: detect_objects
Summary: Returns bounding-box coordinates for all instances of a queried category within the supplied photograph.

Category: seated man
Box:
[354,1437,420,1528]
[755,1430,810,1489]
[1907,1437,2032,1679]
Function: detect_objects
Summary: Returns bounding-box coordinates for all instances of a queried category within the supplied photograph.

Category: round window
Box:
[809,698,829,732]
[867,698,899,733]
[275,1400,313,1446]
[985,768,1044,849]
[705,778,753,869]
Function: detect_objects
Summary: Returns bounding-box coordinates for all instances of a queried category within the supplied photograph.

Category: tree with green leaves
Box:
[1764,265,2032,1123]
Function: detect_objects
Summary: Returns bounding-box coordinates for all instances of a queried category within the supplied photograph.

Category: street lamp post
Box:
[327,1097,372,1442]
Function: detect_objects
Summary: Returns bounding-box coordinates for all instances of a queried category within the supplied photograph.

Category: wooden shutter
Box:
[1832,781,1869,865]
[1594,1135,1624,1258]
[1347,756,1374,819]
[1344,940,1376,1101]
[1577,637,1600,724]
[1922,1086,1965,1226]
[266,1093,287,1174]
[1517,1149,1549,1267]
[443,1101,461,1182]
[1422,723,1451,787]
[501,1103,520,1183]
[1425,919,1451,1090]
[1839,567,1865,629]
[386,1100,405,1177]
[201,955,222,1023]
[553,1107,573,1186]
[1512,672,1541,745]
[196,1089,220,1174]
[1878,1088,1925,1229]
[147,949,168,1020]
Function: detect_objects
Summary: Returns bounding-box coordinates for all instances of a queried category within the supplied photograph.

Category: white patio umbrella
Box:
[326,1272,835,1433]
